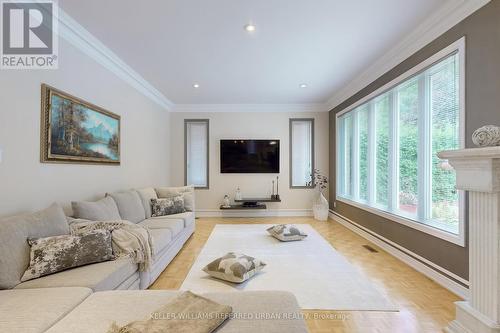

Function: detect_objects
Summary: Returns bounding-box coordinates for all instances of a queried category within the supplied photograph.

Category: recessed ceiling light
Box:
[244,24,256,32]
[193,83,200,88]
[299,83,308,88]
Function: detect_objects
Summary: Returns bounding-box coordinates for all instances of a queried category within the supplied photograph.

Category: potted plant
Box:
[310,169,329,221]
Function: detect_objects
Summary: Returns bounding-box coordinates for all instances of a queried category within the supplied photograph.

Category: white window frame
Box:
[335,37,466,247]
[184,119,210,189]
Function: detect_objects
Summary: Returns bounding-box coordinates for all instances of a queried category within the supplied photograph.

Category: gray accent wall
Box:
[329,1,500,281]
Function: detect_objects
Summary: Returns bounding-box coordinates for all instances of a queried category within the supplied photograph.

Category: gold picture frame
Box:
[40,84,121,165]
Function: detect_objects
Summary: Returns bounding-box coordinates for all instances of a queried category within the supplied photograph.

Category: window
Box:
[185,119,209,188]
[336,38,465,246]
[290,118,314,188]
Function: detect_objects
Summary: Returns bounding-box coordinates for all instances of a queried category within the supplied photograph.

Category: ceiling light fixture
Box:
[299,83,308,88]
[244,24,256,32]
[193,83,200,88]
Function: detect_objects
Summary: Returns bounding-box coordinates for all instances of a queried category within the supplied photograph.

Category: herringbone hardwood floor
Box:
[150,217,460,333]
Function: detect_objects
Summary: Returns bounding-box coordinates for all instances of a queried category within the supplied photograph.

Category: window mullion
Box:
[367,102,376,205]
[337,118,345,195]
[389,91,399,212]
[417,75,432,221]
[352,111,360,200]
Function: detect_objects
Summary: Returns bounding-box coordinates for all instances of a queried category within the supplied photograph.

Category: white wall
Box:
[170,112,329,213]
[0,39,171,216]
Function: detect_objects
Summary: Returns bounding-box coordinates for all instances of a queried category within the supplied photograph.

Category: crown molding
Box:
[56,8,174,111]
[172,103,328,113]
[325,0,491,111]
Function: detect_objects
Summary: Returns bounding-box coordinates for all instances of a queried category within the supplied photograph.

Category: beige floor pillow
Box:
[202,252,266,283]
[267,224,308,241]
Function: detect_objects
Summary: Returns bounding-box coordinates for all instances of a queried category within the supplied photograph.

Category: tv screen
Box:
[220,140,280,173]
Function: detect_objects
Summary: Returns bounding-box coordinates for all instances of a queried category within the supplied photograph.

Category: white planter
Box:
[313,192,329,221]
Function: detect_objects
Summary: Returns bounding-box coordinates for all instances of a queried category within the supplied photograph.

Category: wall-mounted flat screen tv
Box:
[220,139,280,173]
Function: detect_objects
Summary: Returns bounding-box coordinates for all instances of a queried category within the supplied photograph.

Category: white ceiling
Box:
[60,0,450,105]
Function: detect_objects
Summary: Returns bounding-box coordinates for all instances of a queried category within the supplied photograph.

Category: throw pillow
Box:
[156,185,195,212]
[151,196,186,217]
[108,291,232,333]
[71,196,121,221]
[267,224,308,242]
[0,203,70,289]
[202,252,266,283]
[21,229,114,282]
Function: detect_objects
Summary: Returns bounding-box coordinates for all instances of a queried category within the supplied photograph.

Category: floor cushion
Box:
[14,259,138,292]
[0,287,92,333]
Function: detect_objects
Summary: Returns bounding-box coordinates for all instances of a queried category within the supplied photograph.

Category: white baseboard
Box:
[329,210,470,300]
[196,209,313,218]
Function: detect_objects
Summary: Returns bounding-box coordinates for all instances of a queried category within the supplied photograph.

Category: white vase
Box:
[313,191,329,221]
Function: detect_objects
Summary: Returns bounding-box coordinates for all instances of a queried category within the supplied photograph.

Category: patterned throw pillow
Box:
[21,229,114,282]
[267,224,308,242]
[202,252,266,283]
[151,196,186,217]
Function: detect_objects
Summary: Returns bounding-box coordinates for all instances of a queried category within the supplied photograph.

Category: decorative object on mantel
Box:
[471,125,500,147]
[40,84,120,165]
[222,195,231,208]
[235,187,242,201]
[312,169,329,221]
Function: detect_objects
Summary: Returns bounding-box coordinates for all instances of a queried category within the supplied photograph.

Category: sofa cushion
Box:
[45,290,307,333]
[136,188,158,219]
[21,230,114,282]
[149,229,173,256]
[14,258,137,291]
[156,185,195,211]
[72,197,121,221]
[0,203,69,289]
[159,212,195,228]
[140,218,184,237]
[0,287,92,333]
[107,190,146,223]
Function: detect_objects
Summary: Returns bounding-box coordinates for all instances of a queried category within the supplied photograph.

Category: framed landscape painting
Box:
[40,84,120,165]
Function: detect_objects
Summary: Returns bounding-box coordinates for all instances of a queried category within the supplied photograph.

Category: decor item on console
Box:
[235,187,242,201]
[272,176,280,200]
[40,84,120,165]
[471,125,500,147]
[222,195,231,208]
[311,169,329,221]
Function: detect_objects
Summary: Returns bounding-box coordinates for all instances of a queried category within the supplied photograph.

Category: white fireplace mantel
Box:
[439,146,500,333]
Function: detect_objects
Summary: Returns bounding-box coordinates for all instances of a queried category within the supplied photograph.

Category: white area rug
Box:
[180,224,397,311]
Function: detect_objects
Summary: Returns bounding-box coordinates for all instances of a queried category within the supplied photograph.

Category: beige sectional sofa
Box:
[0,186,308,332]
[0,187,195,291]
